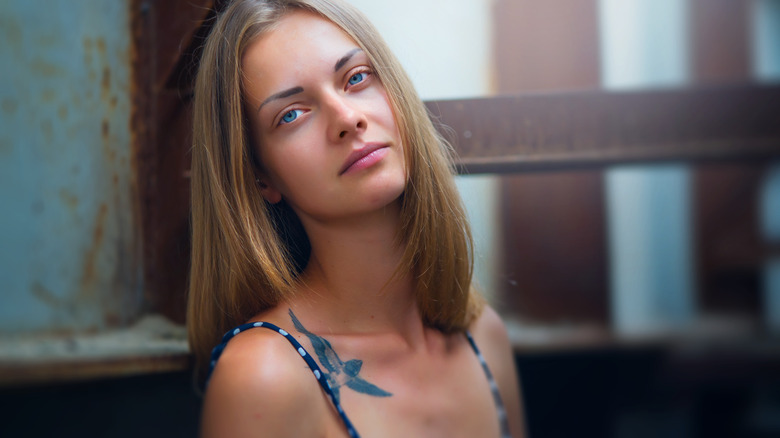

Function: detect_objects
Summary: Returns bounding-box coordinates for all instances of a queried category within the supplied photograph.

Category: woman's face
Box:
[242,10,406,224]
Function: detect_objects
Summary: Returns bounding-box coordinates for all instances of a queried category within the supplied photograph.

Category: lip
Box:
[339,143,389,175]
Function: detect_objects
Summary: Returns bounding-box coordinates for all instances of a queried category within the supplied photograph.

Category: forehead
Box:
[242,10,360,93]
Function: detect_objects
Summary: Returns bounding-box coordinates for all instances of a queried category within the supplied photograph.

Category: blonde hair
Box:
[188,0,483,377]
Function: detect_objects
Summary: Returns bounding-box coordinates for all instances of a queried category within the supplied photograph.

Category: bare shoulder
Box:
[469,304,527,438]
[471,303,510,345]
[469,304,513,381]
[200,326,324,438]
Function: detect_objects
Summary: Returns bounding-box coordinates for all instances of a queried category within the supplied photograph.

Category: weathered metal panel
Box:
[0,1,141,333]
[131,0,214,324]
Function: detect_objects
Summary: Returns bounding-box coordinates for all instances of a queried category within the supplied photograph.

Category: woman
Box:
[187,0,524,436]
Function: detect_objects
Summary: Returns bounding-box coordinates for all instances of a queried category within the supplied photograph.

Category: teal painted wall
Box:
[0,1,141,333]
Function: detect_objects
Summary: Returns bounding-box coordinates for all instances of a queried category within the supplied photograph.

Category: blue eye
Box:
[280,109,303,125]
[348,72,365,85]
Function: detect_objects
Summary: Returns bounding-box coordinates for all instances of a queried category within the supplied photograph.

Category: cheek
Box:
[254,138,290,193]
[378,92,398,127]
[380,102,406,176]
[377,93,403,145]
[260,138,324,196]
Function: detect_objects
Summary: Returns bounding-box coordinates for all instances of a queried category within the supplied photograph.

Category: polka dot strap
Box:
[465,331,512,438]
[206,321,361,438]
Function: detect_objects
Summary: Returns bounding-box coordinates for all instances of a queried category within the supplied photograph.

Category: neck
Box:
[291,201,421,337]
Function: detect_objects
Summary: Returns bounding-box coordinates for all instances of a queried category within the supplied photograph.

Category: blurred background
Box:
[1,0,779,436]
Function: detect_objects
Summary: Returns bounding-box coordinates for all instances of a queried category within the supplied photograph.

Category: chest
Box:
[319,341,502,438]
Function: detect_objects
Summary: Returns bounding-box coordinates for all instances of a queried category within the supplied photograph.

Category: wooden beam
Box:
[426,84,780,174]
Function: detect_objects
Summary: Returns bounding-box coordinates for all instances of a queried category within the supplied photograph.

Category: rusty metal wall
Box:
[0,1,141,334]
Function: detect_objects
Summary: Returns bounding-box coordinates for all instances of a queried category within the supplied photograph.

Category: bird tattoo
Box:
[289,309,392,402]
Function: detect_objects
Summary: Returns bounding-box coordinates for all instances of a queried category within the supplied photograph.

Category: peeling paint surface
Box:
[0,1,141,333]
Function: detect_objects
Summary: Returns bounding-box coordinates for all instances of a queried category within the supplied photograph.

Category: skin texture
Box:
[201,10,525,438]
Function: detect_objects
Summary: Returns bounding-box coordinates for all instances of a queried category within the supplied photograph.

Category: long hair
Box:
[187,0,483,377]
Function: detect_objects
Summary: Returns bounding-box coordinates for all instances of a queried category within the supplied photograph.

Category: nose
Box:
[325,93,367,142]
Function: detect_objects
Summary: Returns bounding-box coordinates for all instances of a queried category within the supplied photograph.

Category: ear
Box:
[256,177,282,204]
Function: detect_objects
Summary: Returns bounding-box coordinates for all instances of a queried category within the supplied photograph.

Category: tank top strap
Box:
[465,330,512,438]
[207,321,361,438]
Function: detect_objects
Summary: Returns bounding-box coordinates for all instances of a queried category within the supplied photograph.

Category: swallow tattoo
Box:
[289,309,392,402]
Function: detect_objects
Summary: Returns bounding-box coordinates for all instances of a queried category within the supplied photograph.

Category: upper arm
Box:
[471,305,527,438]
[200,331,323,438]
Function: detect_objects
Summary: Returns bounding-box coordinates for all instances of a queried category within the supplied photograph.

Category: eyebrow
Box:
[334,48,363,72]
[256,48,364,113]
[257,86,304,113]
